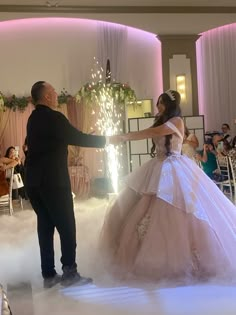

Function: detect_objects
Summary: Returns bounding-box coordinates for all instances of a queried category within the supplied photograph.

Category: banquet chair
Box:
[195,158,203,169]
[7,169,24,211]
[228,156,236,204]
[0,168,14,215]
[214,155,233,200]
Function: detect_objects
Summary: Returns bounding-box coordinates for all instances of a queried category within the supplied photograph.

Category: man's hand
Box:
[108,135,125,145]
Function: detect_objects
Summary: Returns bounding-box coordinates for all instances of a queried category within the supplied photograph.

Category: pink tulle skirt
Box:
[100,155,236,284]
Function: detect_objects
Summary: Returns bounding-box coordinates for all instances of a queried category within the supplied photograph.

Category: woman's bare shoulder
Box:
[168,116,184,128]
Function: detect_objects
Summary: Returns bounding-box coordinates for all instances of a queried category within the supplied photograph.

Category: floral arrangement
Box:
[76,82,137,105]
[0,89,72,112]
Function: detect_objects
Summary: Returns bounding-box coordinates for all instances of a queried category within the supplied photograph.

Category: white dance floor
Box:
[0,198,236,315]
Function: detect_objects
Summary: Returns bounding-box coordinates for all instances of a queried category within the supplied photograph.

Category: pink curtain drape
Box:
[67,97,79,128]
[0,100,105,197]
[75,100,105,179]
[66,98,81,166]
[0,103,34,159]
[59,99,105,194]
[0,109,11,156]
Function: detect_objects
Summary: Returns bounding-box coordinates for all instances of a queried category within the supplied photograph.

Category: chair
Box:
[228,156,236,204]
[195,158,203,169]
[214,155,233,200]
[7,169,24,211]
[0,283,12,315]
[0,168,14,215]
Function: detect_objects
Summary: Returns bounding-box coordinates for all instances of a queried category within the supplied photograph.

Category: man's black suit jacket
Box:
[25,104,106,188]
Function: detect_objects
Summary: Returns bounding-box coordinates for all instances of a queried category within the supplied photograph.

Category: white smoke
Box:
[0,197,110,287]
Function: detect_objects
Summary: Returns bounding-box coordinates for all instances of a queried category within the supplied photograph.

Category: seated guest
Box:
[182,126,199,160]
[216,140,232,156]
[212,133,222,149]
[195,141,218,179]
[5,146,26,199]
[214,123,232,146]
[221,123,232,144]
[212,123,232,150]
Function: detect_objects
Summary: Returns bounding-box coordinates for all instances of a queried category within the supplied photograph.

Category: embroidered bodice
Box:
[153,120,183,158]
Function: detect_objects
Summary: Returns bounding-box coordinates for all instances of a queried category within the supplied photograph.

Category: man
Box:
[212,123,232,152]
[25,81,106,288]
[221,123,232,145]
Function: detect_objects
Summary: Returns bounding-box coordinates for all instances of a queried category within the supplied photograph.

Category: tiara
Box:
[165,90,175,101]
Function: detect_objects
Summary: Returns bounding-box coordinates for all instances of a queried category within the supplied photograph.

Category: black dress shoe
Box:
[43,274,61,289]
[61,271,93,287]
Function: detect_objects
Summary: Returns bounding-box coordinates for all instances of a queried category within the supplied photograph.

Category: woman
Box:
[5,146,22,168]
[195,141,218,179]
[102,90,236,284]
[182,126,199,160]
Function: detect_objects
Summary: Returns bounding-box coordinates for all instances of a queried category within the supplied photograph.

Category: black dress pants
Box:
[27,186,77,278]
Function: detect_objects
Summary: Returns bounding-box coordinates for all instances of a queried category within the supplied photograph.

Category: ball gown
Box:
[100,120,236,284]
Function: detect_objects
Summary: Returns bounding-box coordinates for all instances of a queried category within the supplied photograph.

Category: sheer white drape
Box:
[97,22,162,104]
[196,24,236,134]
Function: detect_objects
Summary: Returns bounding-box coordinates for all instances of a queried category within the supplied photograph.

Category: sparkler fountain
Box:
[76,58,136,195]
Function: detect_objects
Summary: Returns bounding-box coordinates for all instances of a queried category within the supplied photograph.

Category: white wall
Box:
[0,18,97,95]
[126,26,163,106]
[0,18,162,101]
[169,54,193,116]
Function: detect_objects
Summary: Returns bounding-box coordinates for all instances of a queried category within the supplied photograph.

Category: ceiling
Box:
[0,0,236,5]
[0,0,236,34]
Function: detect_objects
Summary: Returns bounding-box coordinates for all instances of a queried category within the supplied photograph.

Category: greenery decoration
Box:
[3,95,30,112]
[76,82,137,105]
[0,90,72,112]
